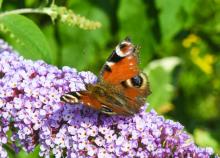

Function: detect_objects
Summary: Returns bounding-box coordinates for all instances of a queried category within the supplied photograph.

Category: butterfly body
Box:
[61,37,150,116]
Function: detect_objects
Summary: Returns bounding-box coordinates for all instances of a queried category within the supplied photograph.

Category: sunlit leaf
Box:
[144,57,181,113]
[145,66,173,112]
[194,128,220,153]
[0,14,52,63]
[147,56,181,73]
[0,0,3,9]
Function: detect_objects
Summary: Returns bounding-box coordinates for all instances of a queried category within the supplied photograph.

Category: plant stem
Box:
[0,8,50,17]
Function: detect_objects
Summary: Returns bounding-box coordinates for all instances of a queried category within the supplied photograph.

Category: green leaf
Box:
[59,0,110,72]
[144,57,181,113]
[145,66,173,112]
[0,0,3,9]
[42,25,58,65]
[0,14,52,63]
[118,0,156,66]
[189,95,219,121]
[17,146,40,158]
[194,128,220,153]
[155,0,185,42]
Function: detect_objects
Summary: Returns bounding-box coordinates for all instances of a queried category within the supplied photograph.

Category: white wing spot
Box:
[106,61,115,67]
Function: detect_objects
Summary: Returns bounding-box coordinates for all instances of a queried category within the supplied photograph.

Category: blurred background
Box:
[1,0,220,156]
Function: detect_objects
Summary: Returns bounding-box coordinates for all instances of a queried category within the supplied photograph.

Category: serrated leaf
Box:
[0,14,52,63]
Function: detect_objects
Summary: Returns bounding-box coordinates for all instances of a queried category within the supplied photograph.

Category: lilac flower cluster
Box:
[0,39,216,158]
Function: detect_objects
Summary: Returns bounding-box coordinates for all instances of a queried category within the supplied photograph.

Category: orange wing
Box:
[99,38,140,84]
[121,72,150,113]
[60,91,102,110]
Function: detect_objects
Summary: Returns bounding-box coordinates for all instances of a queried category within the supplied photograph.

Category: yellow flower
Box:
[190,48,215,75]
[182,34,200,48]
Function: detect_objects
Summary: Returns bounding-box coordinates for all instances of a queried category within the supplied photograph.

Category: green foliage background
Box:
[0,0,220,157]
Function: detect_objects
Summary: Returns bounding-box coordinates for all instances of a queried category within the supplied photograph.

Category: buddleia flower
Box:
[0,40,217,158]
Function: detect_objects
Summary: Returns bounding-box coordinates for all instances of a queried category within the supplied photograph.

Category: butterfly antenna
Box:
[124,36,132,42]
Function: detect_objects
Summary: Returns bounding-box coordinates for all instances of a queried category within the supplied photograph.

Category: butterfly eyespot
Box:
[119,43,127,50]
[131,75,143,88]
[122,73,147,89]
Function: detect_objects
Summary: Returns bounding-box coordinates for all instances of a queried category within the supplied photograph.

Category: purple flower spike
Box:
[0,39,218,158]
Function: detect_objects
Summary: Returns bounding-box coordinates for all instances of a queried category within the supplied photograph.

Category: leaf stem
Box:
[0,8,49,17]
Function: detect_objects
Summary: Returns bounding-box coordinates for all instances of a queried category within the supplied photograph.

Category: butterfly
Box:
[60,37,150,116]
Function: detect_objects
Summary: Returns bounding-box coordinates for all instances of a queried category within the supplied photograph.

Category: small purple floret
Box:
[0,39,217,158]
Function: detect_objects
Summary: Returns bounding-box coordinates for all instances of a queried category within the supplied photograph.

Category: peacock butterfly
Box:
[60,37,150,115]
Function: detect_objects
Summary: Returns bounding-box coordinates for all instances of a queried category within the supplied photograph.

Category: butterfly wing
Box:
[98,37,140,84]
[85,72,150,116]
[60,84,131,115]
[60,78,150,116]
[97,37,150,114]
[120,72,151,113]
[60,91,102,110]
[60,37,151,116]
